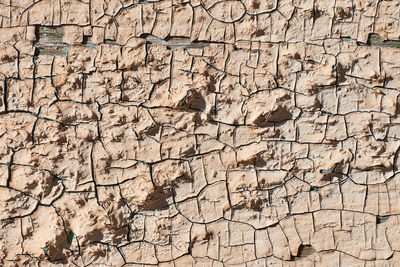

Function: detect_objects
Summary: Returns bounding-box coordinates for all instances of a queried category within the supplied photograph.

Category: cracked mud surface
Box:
[2,0,400,266]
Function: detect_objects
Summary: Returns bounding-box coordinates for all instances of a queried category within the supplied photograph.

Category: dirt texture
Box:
[1,0,400,266]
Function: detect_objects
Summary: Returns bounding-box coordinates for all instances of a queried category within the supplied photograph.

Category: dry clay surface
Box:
[2,0,400,266]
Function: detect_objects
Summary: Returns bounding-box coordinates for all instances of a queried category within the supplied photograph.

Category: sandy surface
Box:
[1,0,400,266]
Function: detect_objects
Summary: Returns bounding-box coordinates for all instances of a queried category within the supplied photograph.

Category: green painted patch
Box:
[67,230,76,244]
[320,163,338,174]
[42,246,49,256]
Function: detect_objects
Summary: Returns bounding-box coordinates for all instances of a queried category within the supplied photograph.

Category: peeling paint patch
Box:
[367,34,400,49]
[145,34,209,50]
[34,26,68,57]
[341,33,400,49]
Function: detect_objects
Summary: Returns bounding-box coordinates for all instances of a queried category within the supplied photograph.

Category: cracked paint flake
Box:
[1,0,400,266]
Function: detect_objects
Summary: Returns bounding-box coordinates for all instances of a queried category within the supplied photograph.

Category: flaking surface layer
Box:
[2,0,400,266]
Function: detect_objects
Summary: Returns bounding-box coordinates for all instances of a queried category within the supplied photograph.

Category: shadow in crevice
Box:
[253,106,293,127]
[319,162,345,181]
[377,215,390,224]
[291,244,316,261]
[138,187,171,211]
[336,62,348,83]
[177,89,206,112]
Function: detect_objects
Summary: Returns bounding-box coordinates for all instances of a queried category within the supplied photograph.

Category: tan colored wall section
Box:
[1,0,400,265]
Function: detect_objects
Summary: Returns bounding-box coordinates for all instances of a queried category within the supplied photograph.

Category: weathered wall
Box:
[1,0,400,265]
